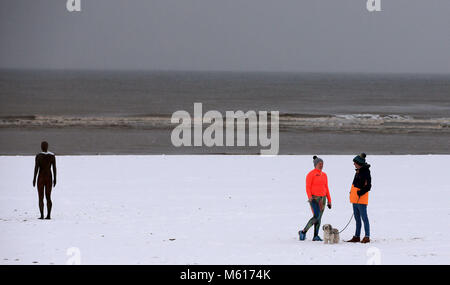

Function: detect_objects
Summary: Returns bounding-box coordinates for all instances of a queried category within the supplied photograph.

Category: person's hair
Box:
[41,141,48,152]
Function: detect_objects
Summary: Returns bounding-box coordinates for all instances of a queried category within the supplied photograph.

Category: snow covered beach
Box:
[0,155,448,265]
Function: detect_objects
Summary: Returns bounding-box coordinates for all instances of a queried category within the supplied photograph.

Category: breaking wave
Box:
[1,113,449,133]
[280,113,450,132]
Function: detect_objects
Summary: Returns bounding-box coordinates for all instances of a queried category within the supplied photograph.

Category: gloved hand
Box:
[327,203,332,209]
[357,190,364,196]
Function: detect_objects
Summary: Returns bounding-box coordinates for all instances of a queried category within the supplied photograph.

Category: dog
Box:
[322,224,340,244]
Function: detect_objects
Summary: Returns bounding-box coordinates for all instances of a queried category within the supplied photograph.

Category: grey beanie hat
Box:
[313,155,323,167]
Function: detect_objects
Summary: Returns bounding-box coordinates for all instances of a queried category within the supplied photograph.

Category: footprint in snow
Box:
[410,237,424,241]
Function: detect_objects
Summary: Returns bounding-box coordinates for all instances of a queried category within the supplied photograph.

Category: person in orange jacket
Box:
[299,156,332,241]
[346,153,371,243]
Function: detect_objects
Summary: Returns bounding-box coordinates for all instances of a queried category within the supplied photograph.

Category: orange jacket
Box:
[350,185,369,205]
[306,169,331,203]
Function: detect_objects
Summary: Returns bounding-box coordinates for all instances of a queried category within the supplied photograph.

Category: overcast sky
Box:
[1,0,449,73]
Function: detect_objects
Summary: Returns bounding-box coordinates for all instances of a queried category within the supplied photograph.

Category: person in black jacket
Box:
[347,153,371,243]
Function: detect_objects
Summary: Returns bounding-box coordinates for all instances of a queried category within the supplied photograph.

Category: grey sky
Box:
[1,0,449,73]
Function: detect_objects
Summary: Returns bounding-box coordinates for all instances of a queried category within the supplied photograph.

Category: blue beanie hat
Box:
[353,153,367,166]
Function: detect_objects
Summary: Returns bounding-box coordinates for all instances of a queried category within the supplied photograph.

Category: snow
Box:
[0,155,449,265]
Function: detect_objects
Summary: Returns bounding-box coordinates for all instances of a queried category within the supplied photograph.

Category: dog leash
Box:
[338,196,361,234]
[338,212,354,234]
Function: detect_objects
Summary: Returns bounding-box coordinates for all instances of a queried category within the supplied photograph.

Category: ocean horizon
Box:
[1,70,449,155]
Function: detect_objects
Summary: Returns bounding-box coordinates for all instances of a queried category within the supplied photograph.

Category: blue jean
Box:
[353,203,370,237]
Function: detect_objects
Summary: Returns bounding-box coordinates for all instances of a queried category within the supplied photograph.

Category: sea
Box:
[1,70,449,155]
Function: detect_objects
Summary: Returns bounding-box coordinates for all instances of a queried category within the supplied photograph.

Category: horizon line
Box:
[1,67,450,77]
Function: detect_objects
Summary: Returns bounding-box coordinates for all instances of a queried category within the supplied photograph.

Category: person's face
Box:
[354,162,361,169]
[316,161,323,170]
